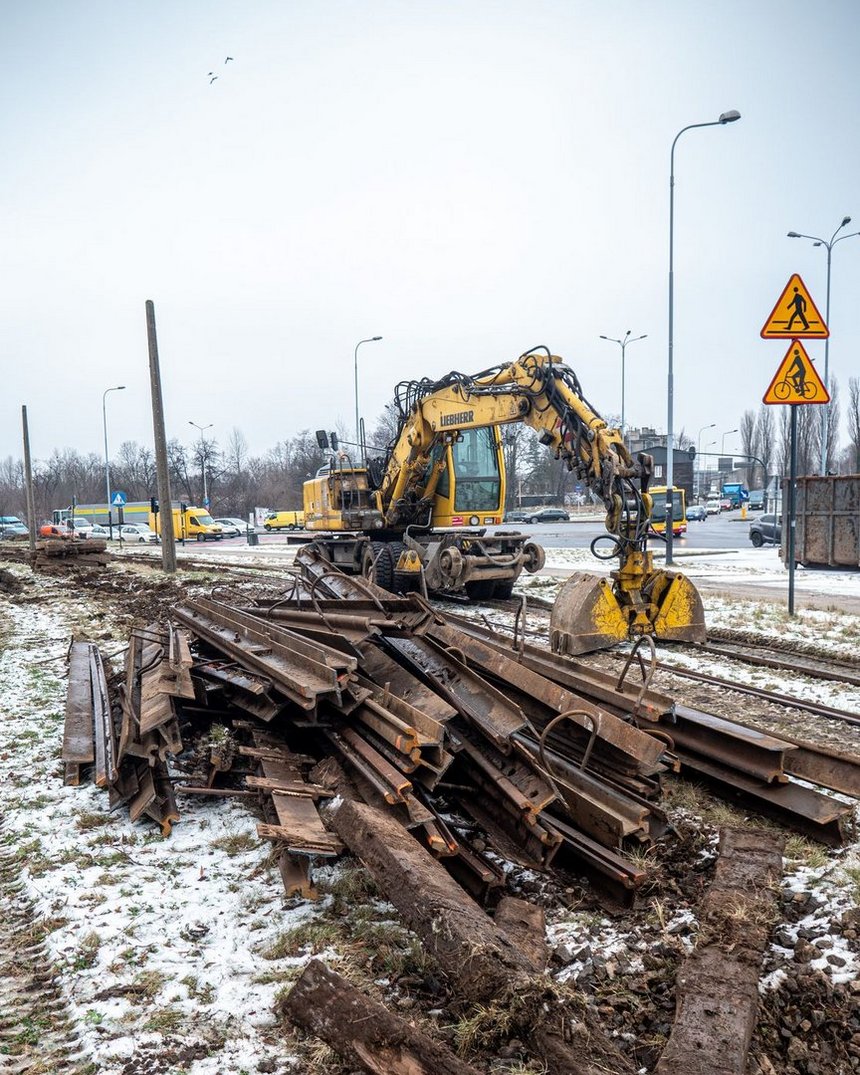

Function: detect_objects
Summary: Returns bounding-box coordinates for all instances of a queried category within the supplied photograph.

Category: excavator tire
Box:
[363,541,394,592]
[493,580,516,600]
[465,579,496,601]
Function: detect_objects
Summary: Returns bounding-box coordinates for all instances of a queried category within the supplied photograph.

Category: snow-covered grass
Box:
[0,589,310,1074]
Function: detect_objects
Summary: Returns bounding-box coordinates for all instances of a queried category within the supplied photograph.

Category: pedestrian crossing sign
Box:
[762,340,830,405]
[760,273,828,339]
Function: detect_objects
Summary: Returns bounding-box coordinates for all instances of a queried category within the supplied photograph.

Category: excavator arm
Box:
[373,347,705,653]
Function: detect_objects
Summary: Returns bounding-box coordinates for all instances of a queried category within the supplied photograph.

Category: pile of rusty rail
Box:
[33,537,109,570]
[440,610,859,847]
[144,547,678,904]
[62,625,195,833]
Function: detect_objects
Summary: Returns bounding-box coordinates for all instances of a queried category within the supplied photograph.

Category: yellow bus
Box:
[648,486,687,537]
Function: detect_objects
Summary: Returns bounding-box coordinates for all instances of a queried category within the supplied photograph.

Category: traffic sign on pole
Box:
[111,491,127,506]
[762,340,830,405]
[760,273,829,339]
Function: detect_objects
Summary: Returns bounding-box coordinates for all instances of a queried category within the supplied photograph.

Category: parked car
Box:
[749,514,781,547]
[687,504,708,522]
[705,498,721,515]
[122,524,158,543]
[526,508,570,523]
[503,510,528,524]
[720,499,733,512]
[0,521,28,538]
[213,517,248,537]
[68,518,95,537]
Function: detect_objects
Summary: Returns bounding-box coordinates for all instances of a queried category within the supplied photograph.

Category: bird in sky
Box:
[209,75,218,84]
[225,56,233,63]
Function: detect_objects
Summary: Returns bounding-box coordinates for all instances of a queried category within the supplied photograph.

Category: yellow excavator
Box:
[303,347,705,654]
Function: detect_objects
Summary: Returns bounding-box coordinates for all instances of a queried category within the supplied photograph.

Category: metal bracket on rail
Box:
[512,594,528,657]
[615,634,658,721]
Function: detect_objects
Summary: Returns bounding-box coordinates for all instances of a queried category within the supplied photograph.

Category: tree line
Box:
[1,378,857,524]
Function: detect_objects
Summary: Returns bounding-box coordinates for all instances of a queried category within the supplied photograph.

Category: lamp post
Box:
[599,331,647,443]
[102,385,126,538]
[696,422,716,497]
[354,336,383,456]
[787,217,859,473]
[666,108,741,565]
[721,427,739,456]
[189,421,213,507]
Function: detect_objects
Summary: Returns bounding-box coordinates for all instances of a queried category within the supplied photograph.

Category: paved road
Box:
[488,510,756,552]
[206,510,760,554]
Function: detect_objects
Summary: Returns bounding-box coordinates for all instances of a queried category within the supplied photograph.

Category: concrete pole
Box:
[146,300,177,572]
[21,406,36,556]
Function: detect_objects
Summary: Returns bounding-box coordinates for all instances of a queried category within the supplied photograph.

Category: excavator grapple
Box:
[550,566,706,656]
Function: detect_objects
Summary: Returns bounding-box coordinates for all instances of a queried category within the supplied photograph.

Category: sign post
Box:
[760,278,830,616]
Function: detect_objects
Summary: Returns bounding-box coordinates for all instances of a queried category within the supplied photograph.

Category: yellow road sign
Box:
[761,273,828,338]
[762,340,830,405]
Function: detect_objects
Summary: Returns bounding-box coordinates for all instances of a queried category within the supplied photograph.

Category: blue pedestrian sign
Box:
[111,491,127,507]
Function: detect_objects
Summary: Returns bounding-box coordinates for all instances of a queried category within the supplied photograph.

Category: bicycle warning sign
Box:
[760,273,829,339]
[762,339,830,405]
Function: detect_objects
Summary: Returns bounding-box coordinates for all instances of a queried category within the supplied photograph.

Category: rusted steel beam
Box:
[91,645,117,788]
[174,599,353,710]
[281,959,483,1075]
[543,811,647,906]
[668,705,795,785]
[386,635,526,749]
[674,751,851,846]
[441,610,674,721]
[63,642,94,765]
[656,828,784,1075]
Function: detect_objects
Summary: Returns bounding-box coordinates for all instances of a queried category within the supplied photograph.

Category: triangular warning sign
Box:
[763,340,830,405]
[761,273,829,339]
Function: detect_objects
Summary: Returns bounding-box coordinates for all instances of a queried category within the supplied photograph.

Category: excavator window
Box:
[452,428,500,512]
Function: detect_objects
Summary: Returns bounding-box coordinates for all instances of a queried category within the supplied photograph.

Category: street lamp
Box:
[696,423,716,497]
[665,108,741,565]
[721,427,739,456]
[598,331,647,442]
[787,216,859,473]
[189,421,213,507]
[102,385,126,538]
[354,336,383,456]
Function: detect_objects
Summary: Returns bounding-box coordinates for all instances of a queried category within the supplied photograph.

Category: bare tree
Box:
[740,409,759,486]
[225,428,249,477]
[756,406,775,493]
[848,376,860,473]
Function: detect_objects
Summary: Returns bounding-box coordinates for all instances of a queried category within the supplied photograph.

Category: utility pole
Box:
[21,406,36,556]
[146,300,177,572]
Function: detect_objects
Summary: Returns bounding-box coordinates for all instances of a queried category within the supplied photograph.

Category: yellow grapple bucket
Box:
[550,570,706,656]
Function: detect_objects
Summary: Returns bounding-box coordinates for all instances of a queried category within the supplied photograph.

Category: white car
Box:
[120,524,159,543]
[68,518,95,537]
[212,517,248,537]
[705,498,721,515]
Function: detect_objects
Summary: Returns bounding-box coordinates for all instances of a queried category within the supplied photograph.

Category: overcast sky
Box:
[4,0,860,467]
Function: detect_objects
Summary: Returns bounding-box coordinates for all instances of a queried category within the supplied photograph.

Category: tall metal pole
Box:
[666,109,741,566]
[787,405,798,616]
[102,386,126,537]
[146,300,177,572]
[21,406,36,556]
[599,332,646,444]
[353,336,382,454]
[787,217,859,473]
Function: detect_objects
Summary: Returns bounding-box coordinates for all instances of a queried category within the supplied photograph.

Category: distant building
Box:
[641,445,694,503]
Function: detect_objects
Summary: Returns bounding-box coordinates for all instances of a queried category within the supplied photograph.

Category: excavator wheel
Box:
[465,579,496,601]
[362,541,394,592]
